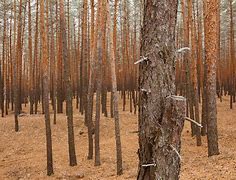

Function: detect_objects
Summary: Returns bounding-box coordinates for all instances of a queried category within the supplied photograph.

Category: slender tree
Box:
[203,0,220,157]
[94,0,105,166]
[40,0,54,175]
[188,0,201,146]
[86,0,96,160]
[229,0,234,109]
[28,0,33,115]
[80,0,89,116]
[106,0,123,175]
[60,0,77,166]
[50,0,57,124]
[14,0,24,132]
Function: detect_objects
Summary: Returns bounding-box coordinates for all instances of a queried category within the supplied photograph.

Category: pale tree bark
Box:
[203,0,220,157]
[137,0,186,179]
[106,0,123,175]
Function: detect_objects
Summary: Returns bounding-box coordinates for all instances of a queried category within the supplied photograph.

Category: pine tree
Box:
[203,0,220,157]
[40,0,53,175]
[137,1,186,179]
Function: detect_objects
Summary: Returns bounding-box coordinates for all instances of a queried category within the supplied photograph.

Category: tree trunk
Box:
[203,0,220,157]
[94,0,104,166]
[50,0,57,124]
[40,0,53,175]
[188,0,201,146]
[28,0,33,115]
[137,1,186,179]
[34,0,39,114]
[106,0,123,175]
[60,0,77,166]
[80,0,89,116]
[14,0,23,132]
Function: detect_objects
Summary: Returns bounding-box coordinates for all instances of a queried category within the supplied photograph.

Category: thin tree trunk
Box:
[40,0,53,175]
[60,0,77,166]
[14,0,23,132]
[188,0,201,146]
[86,0,96,160]
[203,0,220,157]
[28,0,33,115]
[50,0,57,124]
[106,0,123,175]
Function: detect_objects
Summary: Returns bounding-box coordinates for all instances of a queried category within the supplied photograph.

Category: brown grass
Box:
[0,96,236,180]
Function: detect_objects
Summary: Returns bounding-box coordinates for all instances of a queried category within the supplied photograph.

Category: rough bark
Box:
[203,0,220,157]
[137,0,186,179]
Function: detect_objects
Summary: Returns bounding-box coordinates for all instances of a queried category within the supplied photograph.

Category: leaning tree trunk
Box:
[137,1,186,179]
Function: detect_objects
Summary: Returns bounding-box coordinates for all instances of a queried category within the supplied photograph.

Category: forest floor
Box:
[0,96,236,180]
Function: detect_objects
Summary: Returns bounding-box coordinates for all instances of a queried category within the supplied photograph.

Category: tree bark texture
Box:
[203,0,220,157]
[138,0,186,179]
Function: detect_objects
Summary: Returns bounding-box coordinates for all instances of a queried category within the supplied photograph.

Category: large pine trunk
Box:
[138,1,186,179]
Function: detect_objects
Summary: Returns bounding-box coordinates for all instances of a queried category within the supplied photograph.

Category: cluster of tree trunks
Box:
[0,0,129,176]
[0,0,224,178]
[176,0,220,157]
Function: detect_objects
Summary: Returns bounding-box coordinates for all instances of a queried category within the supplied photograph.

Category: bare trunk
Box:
[137,1,186,179]
[60,0,77,166]
[40,0,53,175]
[203,0,220,157]
[106,0,123,175]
